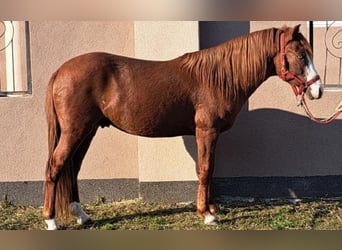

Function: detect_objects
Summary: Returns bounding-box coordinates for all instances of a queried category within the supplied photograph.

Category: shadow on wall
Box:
[182,105,342,198]
[183,104,342,177]
[199,21,250,49]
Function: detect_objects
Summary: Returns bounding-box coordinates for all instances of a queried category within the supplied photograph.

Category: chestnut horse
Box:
[43,25,323,229]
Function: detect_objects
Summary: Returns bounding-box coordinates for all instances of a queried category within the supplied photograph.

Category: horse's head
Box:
[276,24,324,100]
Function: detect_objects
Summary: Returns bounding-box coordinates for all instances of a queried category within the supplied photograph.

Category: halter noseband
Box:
[280,32,320,97]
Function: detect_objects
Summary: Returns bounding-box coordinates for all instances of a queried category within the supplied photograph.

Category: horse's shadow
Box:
[75,205,196,230]
[183,104,342,199]
[76,199,324,229]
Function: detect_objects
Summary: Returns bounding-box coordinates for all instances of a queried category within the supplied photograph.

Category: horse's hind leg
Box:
[43,125,96,230]
[69,128,98,225]
[44,132,80,229]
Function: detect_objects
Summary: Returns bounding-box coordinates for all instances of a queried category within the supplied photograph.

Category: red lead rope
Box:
[300,95,342,125]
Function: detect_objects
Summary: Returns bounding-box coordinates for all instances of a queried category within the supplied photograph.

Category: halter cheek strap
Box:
[279,32,320,97]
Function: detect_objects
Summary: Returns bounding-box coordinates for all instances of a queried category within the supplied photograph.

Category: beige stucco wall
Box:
[1,21,341,186]
[0,21,138,182]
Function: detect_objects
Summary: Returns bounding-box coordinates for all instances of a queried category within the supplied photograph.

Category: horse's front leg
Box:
[195,127,219,225]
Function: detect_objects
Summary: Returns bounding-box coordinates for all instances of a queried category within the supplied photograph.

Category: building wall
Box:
[1,21,342,205]
[0,21,139,204]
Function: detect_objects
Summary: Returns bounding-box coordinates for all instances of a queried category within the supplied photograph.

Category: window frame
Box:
[308,21,342,91]
[0,21,32,97]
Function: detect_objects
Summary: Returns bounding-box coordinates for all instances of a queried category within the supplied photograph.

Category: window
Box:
[309,21,342,90]
[0,21,31,97]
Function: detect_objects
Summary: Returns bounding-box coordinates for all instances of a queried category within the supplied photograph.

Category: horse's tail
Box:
[45,70,73,223]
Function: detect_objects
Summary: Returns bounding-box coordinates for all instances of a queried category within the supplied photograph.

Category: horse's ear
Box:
[293,24,301,34]
[289,24,301,38]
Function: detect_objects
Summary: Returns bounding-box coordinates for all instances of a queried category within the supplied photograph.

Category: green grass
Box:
[1,199,342,230]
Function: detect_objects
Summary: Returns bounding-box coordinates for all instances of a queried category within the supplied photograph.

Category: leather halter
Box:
[279,32,320,96]
[279,32,342,124]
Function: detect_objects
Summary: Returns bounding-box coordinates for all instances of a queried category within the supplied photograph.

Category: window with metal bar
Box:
[308,21,342,90]
[0,21,31,97]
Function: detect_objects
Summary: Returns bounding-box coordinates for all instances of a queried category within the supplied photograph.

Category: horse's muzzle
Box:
[307,81,324,100]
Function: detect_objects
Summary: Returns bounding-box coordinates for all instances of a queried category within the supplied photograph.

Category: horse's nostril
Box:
[318,88,323,99]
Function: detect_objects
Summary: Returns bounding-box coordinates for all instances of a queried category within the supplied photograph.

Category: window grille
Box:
[0,21,31,97]
[309,21,342,90]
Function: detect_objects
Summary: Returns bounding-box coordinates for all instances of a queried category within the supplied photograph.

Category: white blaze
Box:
[306,53,324,99]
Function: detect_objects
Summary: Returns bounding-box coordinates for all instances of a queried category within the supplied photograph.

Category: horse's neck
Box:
[180,28,278,101]
[227,33,278,100]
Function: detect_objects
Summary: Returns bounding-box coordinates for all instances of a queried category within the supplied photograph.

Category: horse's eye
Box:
[297,53,305,60]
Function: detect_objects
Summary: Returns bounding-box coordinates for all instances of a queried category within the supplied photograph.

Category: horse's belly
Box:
[125,115,195,137]
[101,83,196,137]
[104,106,195,137]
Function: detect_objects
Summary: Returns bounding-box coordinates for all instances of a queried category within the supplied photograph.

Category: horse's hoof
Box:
[204,214,218,226]
[45,218,59,230]
[70,202,90,225]
[77,214,91,225]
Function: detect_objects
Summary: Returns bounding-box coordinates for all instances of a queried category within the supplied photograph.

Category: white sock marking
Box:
[204,214,217,225]
[45,218,58,230]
